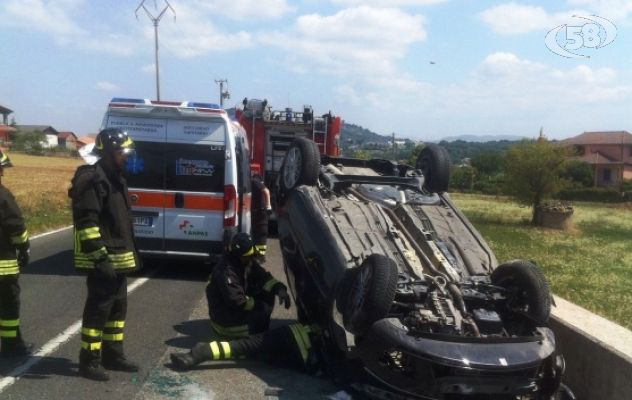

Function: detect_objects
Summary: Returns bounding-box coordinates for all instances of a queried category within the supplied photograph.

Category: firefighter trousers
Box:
[208,290,275,339]
[195,323,316,371]
[0,275,26,350]
[79,273,127,365]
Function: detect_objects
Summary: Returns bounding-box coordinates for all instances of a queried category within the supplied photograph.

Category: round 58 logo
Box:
[545,15,617,58]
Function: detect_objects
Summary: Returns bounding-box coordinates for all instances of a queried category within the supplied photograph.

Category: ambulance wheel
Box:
[416,144,451,193]
[280,138,320,192]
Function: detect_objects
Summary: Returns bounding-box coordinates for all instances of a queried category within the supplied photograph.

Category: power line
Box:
[135,0,176,100]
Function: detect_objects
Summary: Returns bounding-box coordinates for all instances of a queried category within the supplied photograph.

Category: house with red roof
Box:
[57,131,78,149]
[562,131,632,187]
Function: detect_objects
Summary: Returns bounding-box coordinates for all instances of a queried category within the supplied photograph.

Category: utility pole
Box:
[215,79,230,108]
[136,0,175,101]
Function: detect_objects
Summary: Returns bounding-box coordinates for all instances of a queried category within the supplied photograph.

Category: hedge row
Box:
[558,187,632,203]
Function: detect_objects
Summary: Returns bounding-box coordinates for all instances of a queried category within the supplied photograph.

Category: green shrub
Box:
[559,187,631,203]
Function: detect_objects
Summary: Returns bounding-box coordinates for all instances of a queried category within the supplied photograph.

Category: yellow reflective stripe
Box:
[121,137,134,148]
[0,260,19,267]
[255,245,266,255]
[10,230,29,245]
[220,342,231,359]
[78,227,101,241]
[81,328,102,337]
[0,268,19,275]
[210,341,221,360]
[0,319,19,327]
[108,252,135,260]
[244,296,255,311]
[210,321,249,338]
[0,153,7,163]
[82,341,102,351]
[263,278,280,292]
[103,333,124,341]
[105,320,125,328]
[289,325,309,363]
[243,246,255,257]
[0,330,18,338]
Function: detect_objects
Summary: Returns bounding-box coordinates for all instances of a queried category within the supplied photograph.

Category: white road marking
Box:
[0,276,151,393]
[30,226,73,240]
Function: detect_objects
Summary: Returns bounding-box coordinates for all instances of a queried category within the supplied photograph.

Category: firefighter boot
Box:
[102,342,139,372]
[170,342,213,370]
[0,336,33,358]
[79,349,110,381]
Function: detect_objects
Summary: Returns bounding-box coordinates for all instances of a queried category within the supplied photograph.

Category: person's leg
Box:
[102,275,138,372]
[0,276,32,357]
[248,291,275,334]
[79,274,116,381]
[170,323,313,371]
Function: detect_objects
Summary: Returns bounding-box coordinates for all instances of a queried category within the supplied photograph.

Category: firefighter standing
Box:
[206,232,290,339]
[170,322,320,373]
[69,128,140,381]
[251,174,271,259]
[0,151,33,357]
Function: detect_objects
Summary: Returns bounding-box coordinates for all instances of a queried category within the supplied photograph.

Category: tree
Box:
[351,149,370,160]
[450,165,475,191]
[11,130,46,154]
[503,140,570,224]
[561,160,594,187]
[407,144,425,166]
[9,117,16,127]
[471,152,505,177]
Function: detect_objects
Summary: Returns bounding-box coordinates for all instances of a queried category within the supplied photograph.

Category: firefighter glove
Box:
[17,248,30,268]
[274,284,291,309]
[94,259,117,280]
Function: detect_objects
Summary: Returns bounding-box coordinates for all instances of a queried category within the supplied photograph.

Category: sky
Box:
[1,0,631,141]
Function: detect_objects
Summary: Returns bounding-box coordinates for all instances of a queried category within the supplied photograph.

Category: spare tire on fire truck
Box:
[280,138,320,193]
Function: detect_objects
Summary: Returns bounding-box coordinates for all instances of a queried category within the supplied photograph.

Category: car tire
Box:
[416,144,450,193]
[342,254,398,335]
[280,138,320,193]
[491,260,552,325]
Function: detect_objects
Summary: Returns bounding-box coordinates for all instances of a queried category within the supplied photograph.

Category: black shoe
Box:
[102,357,139,372]
[0,341,33,357]
[170,352,197,370]
[79,362,110,381]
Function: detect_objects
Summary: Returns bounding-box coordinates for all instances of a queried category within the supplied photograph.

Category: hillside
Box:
[340,122,391,146]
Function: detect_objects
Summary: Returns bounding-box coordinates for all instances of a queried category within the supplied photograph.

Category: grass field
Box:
[451,193,632,329]
[3,153,83,234]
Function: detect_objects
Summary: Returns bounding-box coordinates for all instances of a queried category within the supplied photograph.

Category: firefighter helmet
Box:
[229,233,255,258]
[0,150,13,168]
[93,128,135,157]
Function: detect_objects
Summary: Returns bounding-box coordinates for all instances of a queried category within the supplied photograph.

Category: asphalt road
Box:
[0,228,341,400]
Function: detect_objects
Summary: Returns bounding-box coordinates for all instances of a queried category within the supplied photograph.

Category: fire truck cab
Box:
[236,98,342,189]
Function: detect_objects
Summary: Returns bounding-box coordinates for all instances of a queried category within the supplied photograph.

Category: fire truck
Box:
[235,98,342,189]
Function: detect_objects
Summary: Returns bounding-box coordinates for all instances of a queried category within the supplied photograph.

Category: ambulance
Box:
[100,98,251,260]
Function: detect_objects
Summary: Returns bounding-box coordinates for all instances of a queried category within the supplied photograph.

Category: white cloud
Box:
[141,64,156,75]
[0,0,137,55]
[95,81,120,92]
[151,2,252,58]
[260,7,426,77]
[479,1,629,35]
[332,0,446,5]
[196,0,293,20]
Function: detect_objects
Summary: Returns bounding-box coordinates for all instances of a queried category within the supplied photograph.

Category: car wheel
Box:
[342,254,398,335]
[280,138,320,192]
[491,260,552,325]
[416,144,450,193]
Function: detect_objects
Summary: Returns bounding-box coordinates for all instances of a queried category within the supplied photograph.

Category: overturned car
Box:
[276,138,572,399]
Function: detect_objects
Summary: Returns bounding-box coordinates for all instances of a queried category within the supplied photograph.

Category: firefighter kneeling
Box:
[170,323,320,373]
[206,233,290,339]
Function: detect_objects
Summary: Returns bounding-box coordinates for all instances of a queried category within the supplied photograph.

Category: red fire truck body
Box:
[236,99,342,187]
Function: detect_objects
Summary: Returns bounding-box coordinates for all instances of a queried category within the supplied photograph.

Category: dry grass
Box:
[451,193,632,329]
[3,153,83,234]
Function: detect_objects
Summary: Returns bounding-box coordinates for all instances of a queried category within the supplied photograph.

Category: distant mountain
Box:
[340,122,391,145]
[440,134,528,142]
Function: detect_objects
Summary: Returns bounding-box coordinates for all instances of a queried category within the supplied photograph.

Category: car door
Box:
[163,118,227,255]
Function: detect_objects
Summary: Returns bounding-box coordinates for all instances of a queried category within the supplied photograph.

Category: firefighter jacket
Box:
[0,186,29,276]
[207,255,282,335]
[69,162,139,274]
